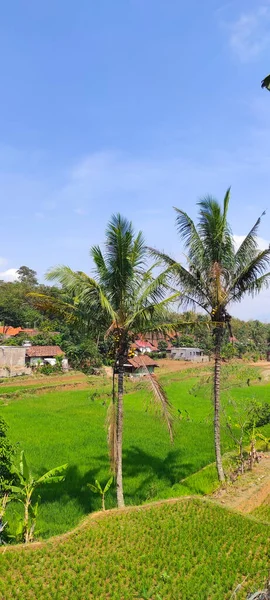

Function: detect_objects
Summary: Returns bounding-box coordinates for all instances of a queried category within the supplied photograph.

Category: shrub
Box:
[0,417,17,495]
[39,364,56,375]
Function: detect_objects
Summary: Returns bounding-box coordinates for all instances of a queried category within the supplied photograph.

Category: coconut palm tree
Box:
[150,189,270,481]
[47,214,176,507]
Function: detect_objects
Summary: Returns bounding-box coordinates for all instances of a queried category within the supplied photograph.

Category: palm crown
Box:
[48,214,176,350]
[150,189,270,325]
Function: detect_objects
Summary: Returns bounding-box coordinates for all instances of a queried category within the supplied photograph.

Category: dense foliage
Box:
[0,417,16,495]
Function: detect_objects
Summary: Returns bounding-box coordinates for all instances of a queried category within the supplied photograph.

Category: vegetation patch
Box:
[1,499,269,600]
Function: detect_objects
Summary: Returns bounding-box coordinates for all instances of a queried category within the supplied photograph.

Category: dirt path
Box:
[212,453,270,514]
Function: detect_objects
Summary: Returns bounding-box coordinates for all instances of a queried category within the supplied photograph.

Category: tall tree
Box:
[150,190,270,481]
[17,266,38,287]
[47,214,175,506]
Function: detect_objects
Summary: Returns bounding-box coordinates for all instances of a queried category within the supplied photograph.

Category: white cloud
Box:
[0,257,8,267]
[0,268,19,282]
[227,5,270,62]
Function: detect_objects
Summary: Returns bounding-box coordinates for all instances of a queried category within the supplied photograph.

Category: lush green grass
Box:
[1,369,270,538]
[1,499,269,600]
[252,496,270,523]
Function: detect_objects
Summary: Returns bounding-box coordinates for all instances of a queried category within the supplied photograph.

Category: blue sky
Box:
[1,0,270,319]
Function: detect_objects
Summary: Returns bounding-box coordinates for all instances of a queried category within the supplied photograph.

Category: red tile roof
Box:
[0,326,23,336]
[0,326,41,337]
[25,346,64,357]
[127,355,158,369]
[133,339,158,351]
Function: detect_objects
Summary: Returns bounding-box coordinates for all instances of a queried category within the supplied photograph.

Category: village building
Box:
[124,355,158,376]
[0,346,30,377]
[25,345,65,366]
[132,339,158,354]
[170,347,208,362]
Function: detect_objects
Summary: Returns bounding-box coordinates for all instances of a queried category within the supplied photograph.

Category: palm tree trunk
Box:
[116,355,125,507]
[214,328,225,482]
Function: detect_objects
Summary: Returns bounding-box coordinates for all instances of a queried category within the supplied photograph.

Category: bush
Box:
[62,340,103,373]
[0,417,17,495]
[149,351,167,359]
[252,402,270,428]
[39,364,57,375]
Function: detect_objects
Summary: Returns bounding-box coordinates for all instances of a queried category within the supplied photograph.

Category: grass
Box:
[1,498,269,600]
[251,496,270,523]
[1,366,270,539]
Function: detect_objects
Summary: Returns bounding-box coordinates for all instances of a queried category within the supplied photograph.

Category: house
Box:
[132,339,158,354]
[25,345,65,366]
[0,346,31,377]
[124,355,158,376]
[170,347,208,362]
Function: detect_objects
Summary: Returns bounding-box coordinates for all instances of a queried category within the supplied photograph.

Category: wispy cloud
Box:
[227,4,270,62]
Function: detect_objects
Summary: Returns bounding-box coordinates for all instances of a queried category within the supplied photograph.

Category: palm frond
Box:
[234,212,266,273]
[222,187,231,223]
[46,266,87,294]
[79,281,116,321]
[126,293,180,330]
[174,207,204,265]
[130,230,146,271]
[148,247,210,309]
[137,266,175,306]
[91,246,109,282]
[230,248,270,300]
[142,366,174,441]
[230,271,270,303]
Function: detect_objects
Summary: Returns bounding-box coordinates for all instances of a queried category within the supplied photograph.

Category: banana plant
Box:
[12,451,67,543]
[87,476,113,511]
[257,432,270,452]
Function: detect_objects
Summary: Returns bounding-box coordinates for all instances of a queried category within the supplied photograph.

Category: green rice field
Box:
[1,499,269,600]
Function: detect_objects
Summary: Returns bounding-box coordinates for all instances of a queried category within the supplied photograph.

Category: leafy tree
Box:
[157,340,168,352]
[17,266,38,287]
[47,214,176,507]
[172,333,195,347]
[150,190,270,481]
[62,340,103,373]
[0,281,42,328]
